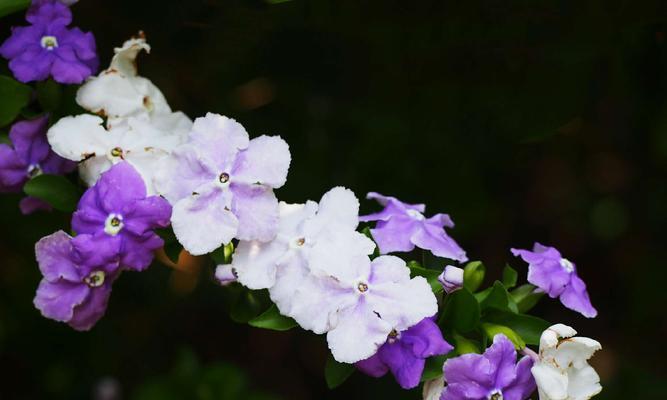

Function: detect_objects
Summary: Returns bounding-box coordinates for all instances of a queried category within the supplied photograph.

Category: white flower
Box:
[47,35,192,193]
[531,323,602,400]
[422,376,445,400]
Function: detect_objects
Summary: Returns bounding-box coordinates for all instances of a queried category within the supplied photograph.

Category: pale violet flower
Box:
[47,35,191,193]
[531,324,602,400]
[154,113,291,255]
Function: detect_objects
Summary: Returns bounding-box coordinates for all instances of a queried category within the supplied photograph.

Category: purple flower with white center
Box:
[0,115,75,214]
[510,243,597,318]
[439,265,464,294]
[33,230,119,331]
[0,0,98,83]
[355,317,453,389]
[441,334,536,400]
[71,161,172,271]
[360,192,467,262]
[155,113,291,255]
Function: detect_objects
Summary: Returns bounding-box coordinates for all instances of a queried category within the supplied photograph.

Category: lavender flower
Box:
[33,230,119,331]
[71,162,172,271]
[0,0,98,84]
[155,113,291,255]
[356,317,453,389]
[0,115,75,214]
[441,334,536,400]
[360,192,467,262]
[511,243,597,318]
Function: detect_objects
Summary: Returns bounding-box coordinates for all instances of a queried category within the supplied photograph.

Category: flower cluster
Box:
[0,6,606,400]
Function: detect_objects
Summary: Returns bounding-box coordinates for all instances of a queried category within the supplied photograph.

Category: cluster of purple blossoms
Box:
[34,162,171,330]
[0,115,75,214]
[0,0,98,83]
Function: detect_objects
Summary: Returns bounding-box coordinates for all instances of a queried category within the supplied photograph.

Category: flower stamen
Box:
[40,35,58,50]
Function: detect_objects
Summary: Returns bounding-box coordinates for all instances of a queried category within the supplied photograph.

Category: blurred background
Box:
[1,0,666,398]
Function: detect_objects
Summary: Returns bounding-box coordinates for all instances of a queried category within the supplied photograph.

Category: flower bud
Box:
[438,265,464,293]
[215,264,237,286]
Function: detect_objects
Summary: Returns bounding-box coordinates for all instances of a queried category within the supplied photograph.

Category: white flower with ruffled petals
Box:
[532,324,602,400]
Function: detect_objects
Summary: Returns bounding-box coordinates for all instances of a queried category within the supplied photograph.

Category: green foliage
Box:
[36,79,62,112]
[230,288,267,323]
[476,281,519,314]
[249,304,297,331]
[480,323,526,350]
[510,284,544,313]
[440,287,480,333]
[463,261,485,292]
[156,228,181,264]
[211,242,235,264]
[0,0,29,18]
[324,354,355,389]
[0,75,32,127]
[502,264,518,288]
[23,174,80,212]
[420,354,450,381]
[452,333,480,355]
[407,260,443,294]
[483,311,550,346]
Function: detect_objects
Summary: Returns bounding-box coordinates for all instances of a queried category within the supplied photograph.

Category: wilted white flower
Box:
[422,376,444,400]
[531,323,602,400]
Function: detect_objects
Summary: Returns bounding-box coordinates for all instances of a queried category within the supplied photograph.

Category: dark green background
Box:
[1,1,665,398]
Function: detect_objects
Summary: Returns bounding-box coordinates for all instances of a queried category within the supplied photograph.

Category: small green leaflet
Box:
[23,174,80,212]
[248,304,297,331]
[324,354,355,389]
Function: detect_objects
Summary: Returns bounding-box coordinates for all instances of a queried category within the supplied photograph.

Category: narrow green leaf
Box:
[502,264,518,288]
[248,304,297,331]
[463,261,485,292]
[0,75,32,127]
[23,174,80,212]
[210,242,235,264]
[440,287,480,333]
[230,290,265,324]
[407,261,443,294]
[483,310,550,345]
[510,284,544,313]
[324,354,354,389]
[477,281,518,313]
[0,0,29,18]
[481,323,526,349]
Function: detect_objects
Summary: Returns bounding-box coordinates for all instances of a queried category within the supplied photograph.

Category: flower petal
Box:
[232,135,291,188]
[231,184,280,242]
[327,303,393,363]
[47,114,111,161]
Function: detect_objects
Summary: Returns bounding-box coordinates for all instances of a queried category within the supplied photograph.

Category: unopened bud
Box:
[438,265,464,293]
[215,264,237,286]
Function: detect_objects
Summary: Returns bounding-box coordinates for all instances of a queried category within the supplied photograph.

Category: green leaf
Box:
[23,174,80,212]
[463,261,485,292]
[324,354,354,389]
[248,304,297,331]
[440,287,480,333]
[361,226,380,258]
[407,261,443,294]
[483,310,550,345]
[480,323,526,349]
[36,79,62,112]
[0,75,32,127]
[210,242,235,264]
[452,333,480,355]
[230,289,265,324]
[502,264,518,288]
[0,131,9,145]
[420,354,449,382]
[510,284,544,313]
[477,281,518,314]
[155,228,181,263]
[0,0,29,18]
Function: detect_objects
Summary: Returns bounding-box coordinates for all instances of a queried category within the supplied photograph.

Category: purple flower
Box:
[0,115,76,214]
[355,317,453,389]
[33,230,119,331]
[71,162,172,271]
[0,0,98,83]
[441,335,536,400]
[510,243,597,318]
[360,192,467,262]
